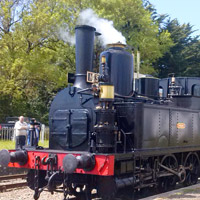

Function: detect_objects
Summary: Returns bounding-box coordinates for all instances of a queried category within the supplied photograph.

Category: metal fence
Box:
[0,126,49,142]
[0,127,13,140]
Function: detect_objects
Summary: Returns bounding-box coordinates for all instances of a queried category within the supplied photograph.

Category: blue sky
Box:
[150,0,200,36]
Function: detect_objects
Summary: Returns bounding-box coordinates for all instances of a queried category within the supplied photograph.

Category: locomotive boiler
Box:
[1,25,200,200]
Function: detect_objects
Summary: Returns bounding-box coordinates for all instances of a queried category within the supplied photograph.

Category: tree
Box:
[85,0,173,75]
[0,0,74,122]
[0,0,174,122]
[153,18,200,78]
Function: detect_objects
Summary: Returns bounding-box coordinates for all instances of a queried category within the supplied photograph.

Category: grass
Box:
[0,140,49,150]
[0,140,15,149]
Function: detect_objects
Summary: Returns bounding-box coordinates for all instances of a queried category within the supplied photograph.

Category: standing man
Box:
[14,116,28,149]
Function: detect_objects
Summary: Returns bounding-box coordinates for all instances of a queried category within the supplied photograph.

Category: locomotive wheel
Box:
[183,153,200,186]
[158,155,178,192]
[158,176,176,192]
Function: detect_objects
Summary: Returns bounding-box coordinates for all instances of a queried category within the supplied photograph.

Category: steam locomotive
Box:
[1,25,200,200]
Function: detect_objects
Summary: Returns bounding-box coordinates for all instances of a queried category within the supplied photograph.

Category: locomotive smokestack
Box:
[74,25,96,89]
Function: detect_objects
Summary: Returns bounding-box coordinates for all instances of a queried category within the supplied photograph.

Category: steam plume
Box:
[58,26,75,45]
[77,9,126,46]
[58,8,126,46]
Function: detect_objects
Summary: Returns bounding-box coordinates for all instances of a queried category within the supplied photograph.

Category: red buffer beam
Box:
[7,150,115,176]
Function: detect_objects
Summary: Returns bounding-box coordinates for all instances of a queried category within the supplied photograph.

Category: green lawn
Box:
[0,140,49,150]
[0,140,15,149]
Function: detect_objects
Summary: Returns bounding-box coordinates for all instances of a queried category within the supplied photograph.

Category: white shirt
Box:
[14,121,28,136]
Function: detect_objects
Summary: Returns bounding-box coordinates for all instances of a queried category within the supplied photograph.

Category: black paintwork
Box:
[49,79,200,155]
[49,25,200,156]
[100,46,134,96]
[49,86,97,151]
[160,77,200,97]
[136,77,159,98]
[74,25,96,89]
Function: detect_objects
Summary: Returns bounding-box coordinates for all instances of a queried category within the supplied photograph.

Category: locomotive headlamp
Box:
[99,83,114,100]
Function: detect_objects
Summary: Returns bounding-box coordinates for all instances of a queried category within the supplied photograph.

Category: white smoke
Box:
[77,8,126,46]
[58,9,126,46]
[58,26,75,45]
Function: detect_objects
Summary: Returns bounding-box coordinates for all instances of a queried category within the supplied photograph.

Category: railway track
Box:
[0,174,27,192]
[0,174,198,199]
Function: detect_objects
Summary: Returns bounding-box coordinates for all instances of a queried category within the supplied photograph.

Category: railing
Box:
[0,127,14,140]
[0,126,49,142]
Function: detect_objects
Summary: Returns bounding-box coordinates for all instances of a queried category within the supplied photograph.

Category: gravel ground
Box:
[1,184,200,200]
[141,183,200,200]
[0,187,64,200]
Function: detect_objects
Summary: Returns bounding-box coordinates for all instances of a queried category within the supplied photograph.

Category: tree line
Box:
[0,0,199,123]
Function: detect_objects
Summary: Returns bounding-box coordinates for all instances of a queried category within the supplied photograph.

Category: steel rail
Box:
[0,174,27,181]
[0,182,27,192]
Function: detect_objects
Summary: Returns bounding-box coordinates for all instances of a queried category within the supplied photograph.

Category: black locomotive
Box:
[1,25,200,200]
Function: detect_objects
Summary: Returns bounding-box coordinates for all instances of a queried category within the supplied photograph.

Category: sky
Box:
[150,0,200,36]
